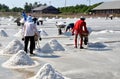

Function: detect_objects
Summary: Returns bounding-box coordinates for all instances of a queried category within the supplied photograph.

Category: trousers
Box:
[24,36,35,54]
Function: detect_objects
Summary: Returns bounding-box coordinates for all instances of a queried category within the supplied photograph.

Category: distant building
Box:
[32,5,60,14]
[92,1,120,14]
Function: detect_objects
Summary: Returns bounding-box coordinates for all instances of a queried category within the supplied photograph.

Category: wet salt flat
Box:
[0,16,120,79]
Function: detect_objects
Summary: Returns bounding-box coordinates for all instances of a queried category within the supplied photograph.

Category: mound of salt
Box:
[87,27,93,34]
[49,39,65,51]
[0,29,8,37]
[38,17,44,21]
[2,50,37,68]
[99,30,114,34]
[56,22,66,26]
[29,63,67,79]
[0,39,23,55]
[66,17,70,20]
[41,43,53,53]
[41,39,65,53]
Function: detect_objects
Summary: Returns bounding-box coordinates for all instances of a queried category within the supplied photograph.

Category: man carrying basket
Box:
[72,16,89,49]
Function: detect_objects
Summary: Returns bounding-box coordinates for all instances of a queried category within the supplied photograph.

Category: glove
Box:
[22,38,24,41]
[39,37,42,41]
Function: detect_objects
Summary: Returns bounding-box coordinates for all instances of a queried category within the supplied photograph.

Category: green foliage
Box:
[0,4,9,12]
[11,7,23,12]
[24,2,33,13]
[58,2,102,14]
[0,3,23,12]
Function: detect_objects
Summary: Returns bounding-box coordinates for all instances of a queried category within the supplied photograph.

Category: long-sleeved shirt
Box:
[23,21,38,37]
[72,20,88,35]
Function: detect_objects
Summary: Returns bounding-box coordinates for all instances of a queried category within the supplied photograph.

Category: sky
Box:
[0,0,118,9]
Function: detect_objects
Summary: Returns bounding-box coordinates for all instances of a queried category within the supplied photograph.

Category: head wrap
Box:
[80,16,85,20]
[27,15,33,22]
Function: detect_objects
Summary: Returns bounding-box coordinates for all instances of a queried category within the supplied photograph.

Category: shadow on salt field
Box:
[33,54,60,58]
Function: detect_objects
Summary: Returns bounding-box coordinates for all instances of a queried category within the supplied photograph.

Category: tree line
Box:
[58,2,102,14]
[0,2,102,14]
[0,2,47,12]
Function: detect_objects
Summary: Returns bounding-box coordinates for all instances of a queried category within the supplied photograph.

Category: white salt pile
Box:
[0,29,8,37]
[41,39,65,53]
[29,63,69,79]
[38,17,44,21]
[92,30,114,34]
[87,27,93,34]
[14,29,23,37]
[49,39,65,51]
[38,29,48,36]
[2,50,38,69]
[66,17,70,20]
[59,17,63,20]
[56,22,66,26]
[41,43,53,53]
[0,39,23,55]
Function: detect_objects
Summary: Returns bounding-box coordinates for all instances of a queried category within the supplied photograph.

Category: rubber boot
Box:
[80,37,84,49]
[74,39,77,48]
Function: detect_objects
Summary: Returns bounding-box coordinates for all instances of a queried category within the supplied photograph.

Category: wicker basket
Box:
[82,32,89,37]
[34,33,38,41]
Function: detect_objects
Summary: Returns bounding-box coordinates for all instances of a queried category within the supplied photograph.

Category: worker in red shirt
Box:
[72,16,89,49]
